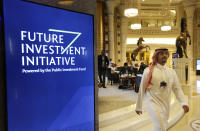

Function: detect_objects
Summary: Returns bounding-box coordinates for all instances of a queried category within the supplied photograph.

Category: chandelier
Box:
[161,25,171,31]
[131,24,141,30]
[160,1,171,31]
[124,0,138,17]
[124,8,138,17]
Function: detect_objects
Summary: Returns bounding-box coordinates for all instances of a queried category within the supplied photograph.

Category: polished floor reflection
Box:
[169,75,200,131]
[99,75,200,131]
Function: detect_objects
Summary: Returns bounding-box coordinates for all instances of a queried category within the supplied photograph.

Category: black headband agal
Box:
[155,48,168,52]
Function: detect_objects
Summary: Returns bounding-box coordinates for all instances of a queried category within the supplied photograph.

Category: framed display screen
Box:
[197,80,200,93]
[2,0,95,131]
[197,60,200,70]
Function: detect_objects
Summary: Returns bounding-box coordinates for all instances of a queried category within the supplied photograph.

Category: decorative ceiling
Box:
[137,0,183,4]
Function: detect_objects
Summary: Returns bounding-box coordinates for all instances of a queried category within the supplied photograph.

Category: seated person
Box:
[132,67,138,76]
[119,63,136,88]
[138,62,148,74]
[120,63,132,76]
[134,63,140,70]
[110,63,120,84]
[111,63,117,73]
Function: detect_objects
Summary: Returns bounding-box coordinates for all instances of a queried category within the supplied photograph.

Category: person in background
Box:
[110,63,117,73]
[108,58,113,68]
[109,63,118,85]
[138,62,148,74]
[120,63,132,75]
[98,50,109,88]
[135,48,189,131]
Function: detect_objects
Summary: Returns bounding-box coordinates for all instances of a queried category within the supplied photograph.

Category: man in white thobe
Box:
[135,48,189,131]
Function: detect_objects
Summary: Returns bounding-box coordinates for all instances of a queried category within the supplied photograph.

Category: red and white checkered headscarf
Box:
[145,48,169,90]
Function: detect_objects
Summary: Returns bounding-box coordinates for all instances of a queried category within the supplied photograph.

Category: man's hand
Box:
[135,110,142,115]
[182,105,189,113]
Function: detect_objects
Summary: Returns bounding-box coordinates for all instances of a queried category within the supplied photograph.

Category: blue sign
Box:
[3,0,94,131]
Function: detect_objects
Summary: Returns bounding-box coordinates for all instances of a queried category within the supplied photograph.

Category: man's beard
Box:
[161,57,167,64]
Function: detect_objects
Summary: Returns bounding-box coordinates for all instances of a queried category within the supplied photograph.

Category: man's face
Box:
[101,51,105,56]
[157,51,169,65]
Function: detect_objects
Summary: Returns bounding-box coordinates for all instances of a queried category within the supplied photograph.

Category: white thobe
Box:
[136,64,188,131]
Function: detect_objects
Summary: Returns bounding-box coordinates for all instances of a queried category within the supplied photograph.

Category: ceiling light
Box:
[161,26,171,31]
[130,24,141,30]
[126,38,176,45]
[170,10,176,14]
[58,0,74,5]
[124,8,138,17]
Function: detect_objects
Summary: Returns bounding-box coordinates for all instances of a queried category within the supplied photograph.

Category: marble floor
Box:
[98,87,136,114]
[98,75,200,131]
[98,83,138,112]
[168,75,200,131]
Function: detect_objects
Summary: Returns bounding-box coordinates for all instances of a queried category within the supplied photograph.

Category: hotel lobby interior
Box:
[97,0,200,131]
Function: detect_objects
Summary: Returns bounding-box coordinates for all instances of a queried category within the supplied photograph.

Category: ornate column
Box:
[119,4,128,65]
[173,58,192,98]
[184,1,195,74]
[97,1,104,54]
[184,5,195,69]
[106,0,115,60]
[196,8,200,58]
[120,16,128,65]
